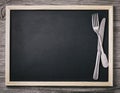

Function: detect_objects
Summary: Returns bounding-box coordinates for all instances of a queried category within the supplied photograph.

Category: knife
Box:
[98,18,108,68]
[93,18,106,80]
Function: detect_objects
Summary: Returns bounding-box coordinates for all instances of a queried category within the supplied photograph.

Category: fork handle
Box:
[93,51,101,80]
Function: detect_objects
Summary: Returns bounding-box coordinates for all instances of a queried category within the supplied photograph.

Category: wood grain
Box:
[0,0,120,92]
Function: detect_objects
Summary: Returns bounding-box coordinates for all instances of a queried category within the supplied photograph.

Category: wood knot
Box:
[0,6,5,20]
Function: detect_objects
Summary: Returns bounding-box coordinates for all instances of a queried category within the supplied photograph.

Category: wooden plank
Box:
[0,0,120,92]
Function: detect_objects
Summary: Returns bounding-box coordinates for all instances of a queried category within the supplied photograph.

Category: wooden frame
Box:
[5,5,113,86]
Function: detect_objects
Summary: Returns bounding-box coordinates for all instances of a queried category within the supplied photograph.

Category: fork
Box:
[92,13,108,80]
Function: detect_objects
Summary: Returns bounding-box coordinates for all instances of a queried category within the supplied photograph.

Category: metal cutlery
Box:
[92,13,108,80]
[98,18,107,68]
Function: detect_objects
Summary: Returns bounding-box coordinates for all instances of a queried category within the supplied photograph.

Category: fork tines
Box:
[92,13,99,28]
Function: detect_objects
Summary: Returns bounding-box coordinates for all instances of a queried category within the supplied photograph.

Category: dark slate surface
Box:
[10,10,108,81]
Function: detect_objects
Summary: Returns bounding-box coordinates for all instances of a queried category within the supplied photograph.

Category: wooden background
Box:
[0,0,120,93]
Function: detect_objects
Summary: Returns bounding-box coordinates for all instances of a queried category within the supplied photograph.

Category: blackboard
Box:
[6,5,113,86]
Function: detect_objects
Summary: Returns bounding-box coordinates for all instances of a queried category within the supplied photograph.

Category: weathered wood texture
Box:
[0,0,120,92]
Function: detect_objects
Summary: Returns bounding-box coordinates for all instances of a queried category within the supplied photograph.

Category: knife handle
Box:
[97,34,109,68]
[93,51,101,80]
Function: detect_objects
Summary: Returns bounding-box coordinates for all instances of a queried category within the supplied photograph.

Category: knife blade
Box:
[98,18,106,51]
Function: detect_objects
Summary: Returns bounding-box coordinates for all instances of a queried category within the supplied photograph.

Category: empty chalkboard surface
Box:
[5,5,113,86]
